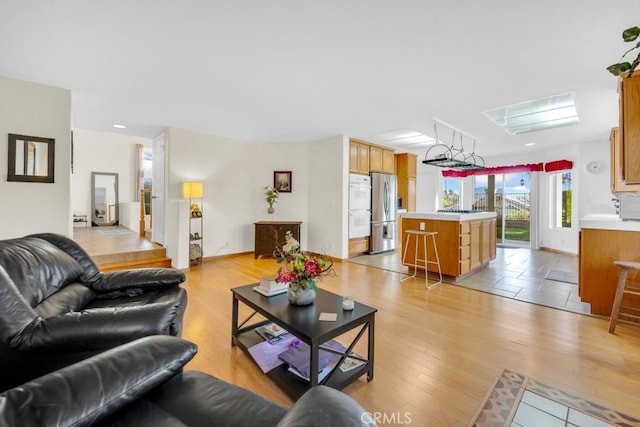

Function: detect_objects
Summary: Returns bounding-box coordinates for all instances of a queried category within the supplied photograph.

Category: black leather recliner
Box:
[0,233,187,391]
[0,336,375,426]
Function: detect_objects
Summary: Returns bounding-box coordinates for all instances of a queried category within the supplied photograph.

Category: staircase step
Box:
[99,256,172,272]
[91,248,167,266]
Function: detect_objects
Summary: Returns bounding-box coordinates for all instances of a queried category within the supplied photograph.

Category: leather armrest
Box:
[10,302,184,351]
[276,386,375,427]
[90,268,186,294]
[0,336,197,427]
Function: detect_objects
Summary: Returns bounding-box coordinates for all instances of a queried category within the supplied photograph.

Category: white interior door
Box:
[152,134,165,245]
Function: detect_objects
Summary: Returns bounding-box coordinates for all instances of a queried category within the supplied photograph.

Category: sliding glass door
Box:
[474,173,531,246]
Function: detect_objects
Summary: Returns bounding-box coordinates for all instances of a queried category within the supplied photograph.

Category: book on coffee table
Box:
[253,286,287,297]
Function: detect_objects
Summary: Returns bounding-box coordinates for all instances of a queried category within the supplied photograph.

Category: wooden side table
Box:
[254,221,302,259]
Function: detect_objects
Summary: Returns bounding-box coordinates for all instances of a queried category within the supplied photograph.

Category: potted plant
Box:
[607,26,640,77]
[264,185,279,214]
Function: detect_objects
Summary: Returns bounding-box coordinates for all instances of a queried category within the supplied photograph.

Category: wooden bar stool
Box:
[608,260,640,334]
[400,230,442,289]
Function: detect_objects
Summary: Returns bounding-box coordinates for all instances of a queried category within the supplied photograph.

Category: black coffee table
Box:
[231,284,377,400]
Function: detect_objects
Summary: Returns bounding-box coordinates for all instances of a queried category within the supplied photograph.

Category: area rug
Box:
[544,269,578,285]
[99,227,134,236]
[470,369,640,427]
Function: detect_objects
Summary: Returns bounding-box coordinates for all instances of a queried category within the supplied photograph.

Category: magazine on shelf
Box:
[339,353,366,372]
[261,322,288,338]
[277,339,347,379]
[287,365,334,382]
[256,329,293,344]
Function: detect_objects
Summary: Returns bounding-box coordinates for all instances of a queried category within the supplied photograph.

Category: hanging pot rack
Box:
[422,118,485,170]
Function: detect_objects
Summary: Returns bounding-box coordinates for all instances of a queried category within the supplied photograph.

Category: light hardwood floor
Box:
[180,255,640,426]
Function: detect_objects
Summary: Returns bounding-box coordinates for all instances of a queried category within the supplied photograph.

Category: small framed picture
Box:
[274,171,292,193]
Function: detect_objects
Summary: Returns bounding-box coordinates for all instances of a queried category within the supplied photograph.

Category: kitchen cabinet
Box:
[610,127,640,192]
[396,153,417,211]
[382,149,395,173]
[619,72,640,184]
[254,221,301,259]
[349,139,370,175]
[580,227,640,317]
[348,237,369,257]
[369,146,395,173]
[400,214,496,279]
[469,220,481,270]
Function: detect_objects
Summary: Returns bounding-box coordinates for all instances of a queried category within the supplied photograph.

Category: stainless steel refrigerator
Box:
[370,172,397,254]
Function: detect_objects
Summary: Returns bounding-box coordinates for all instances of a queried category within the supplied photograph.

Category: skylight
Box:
[366,129,436,149]
[483,92,579,135]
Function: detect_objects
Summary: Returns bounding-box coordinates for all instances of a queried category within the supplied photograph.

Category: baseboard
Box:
[539,246,578,257]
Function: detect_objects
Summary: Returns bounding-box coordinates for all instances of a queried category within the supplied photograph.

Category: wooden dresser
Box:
[254,221,302,259]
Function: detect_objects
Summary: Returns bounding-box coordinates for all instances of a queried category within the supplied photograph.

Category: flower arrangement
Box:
[275,231,334,291]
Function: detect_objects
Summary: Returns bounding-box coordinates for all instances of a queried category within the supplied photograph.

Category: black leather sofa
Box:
[0,233,187,391]
[0,336,375,426]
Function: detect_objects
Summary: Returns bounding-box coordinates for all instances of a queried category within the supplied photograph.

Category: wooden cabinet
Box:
[369,146,382,172]
[395,153,417,212]
[400,216,496,279]
[350,139,394,175]
[619,73,640,184]
[610,127,640,192]
[580,228,640,316]
[369,145,395,173]
[348,237,369,256]
[459,221,471,276]
[382,149,395,174]
[469,220,481,270]
[254,221,301,259]
[349,140,369,175]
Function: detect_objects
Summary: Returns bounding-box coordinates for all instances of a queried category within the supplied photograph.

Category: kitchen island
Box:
[579,214,640,317]
[400,212,497,280]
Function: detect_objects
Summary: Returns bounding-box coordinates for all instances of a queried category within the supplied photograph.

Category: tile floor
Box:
[349,246,592,315]
[513,391,614,427]
[472,370,637,427]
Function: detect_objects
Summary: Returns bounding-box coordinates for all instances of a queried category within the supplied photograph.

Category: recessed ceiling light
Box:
[483,92,579,135]
[113,124,127,129]
[526,143,536,146]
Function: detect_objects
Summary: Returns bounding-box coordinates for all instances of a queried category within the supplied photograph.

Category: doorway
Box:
[474,173,531,247]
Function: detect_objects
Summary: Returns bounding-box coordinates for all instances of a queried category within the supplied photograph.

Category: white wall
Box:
[71,128,151,224]
[0,76,71,239]
[163,127,347,269]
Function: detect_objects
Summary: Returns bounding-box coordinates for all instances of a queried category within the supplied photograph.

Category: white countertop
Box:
[401,212,497,221]
[580,213,640,231]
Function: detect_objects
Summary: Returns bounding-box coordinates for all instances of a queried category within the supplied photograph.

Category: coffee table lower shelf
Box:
[233,328,370,401]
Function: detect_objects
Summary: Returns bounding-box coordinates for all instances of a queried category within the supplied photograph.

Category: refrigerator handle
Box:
[383,179,389,219]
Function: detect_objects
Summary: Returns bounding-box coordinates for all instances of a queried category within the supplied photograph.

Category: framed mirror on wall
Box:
[7,134,55,183]
[91,172,119,226]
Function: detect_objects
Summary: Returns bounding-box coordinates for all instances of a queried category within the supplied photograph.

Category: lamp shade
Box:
[183,182,203,199]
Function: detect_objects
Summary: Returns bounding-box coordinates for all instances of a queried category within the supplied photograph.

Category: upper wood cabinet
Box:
[369,146,383,172]
[611,127,640,193]
[382,149,395,174]
[369,145,395,173]
[619,73,640,184]
[351,139,394,174]
[395,153,417,211]
[349,140,370,175]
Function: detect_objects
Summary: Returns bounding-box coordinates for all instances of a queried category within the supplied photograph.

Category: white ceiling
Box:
[0,1,637,158]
